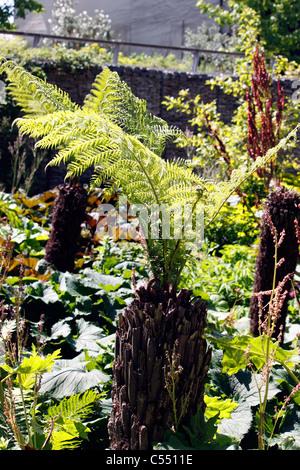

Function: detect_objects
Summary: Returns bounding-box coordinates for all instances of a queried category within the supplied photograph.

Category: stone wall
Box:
[22,63,298,192]
[45,63,240,123]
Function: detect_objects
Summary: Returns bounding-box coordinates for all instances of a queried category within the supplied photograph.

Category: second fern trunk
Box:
[250,187,300,339]
[44,183,88,272]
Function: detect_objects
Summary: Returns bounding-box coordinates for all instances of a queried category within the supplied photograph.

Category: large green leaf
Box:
[25,281,59,304]
[217,370,280,440]
[58,271,97,297]
[69,318,106,355]
[50,319,72,340]
[207,333,300,375]
[39,354,110,399]
[81,269,125,290]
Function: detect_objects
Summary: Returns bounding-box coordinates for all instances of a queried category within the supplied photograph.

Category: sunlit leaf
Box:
[39,357,110,398]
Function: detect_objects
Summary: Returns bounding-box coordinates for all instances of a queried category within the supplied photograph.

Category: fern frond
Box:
[83,67,183,156]
[46,389,99,422]
[49,428,82,450]
[45,389,99,450]
[202,123,300,228]
[0,58,77,116]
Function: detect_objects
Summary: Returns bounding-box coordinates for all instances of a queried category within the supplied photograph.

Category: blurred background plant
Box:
[196,0,300,64]
[8,135,46,196]
[48,0,113,48]
[184,21,240,74]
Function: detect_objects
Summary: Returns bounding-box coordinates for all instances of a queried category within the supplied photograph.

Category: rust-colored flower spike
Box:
[294,219,300,244]
[250,186,300,340]
[246,44,285,184]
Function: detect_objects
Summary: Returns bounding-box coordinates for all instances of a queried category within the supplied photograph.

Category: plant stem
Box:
[281,362,300,386]
[257,238,278,450]
[0,381,5,410]
[17,373,33,448]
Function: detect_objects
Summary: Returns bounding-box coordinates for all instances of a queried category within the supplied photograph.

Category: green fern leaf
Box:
[44,390,99,450]
[83,67,182,156]
[0,58,77,116]
[46,389,99,422]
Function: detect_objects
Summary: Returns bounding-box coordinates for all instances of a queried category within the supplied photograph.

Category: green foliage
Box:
[180,243,256,313]
[164,37,300,213]
[196,0,300,62]
[206,235,300,451]
[44,389,100,450]
[207,334,300,376]
[0,0,44,30]
[0,191,134,449]
[0,36,193,74]
[155,407,239,450]
[204,199,260,247]
[0,346,61,449]
[1,187,300,450]
[0,201,49,258]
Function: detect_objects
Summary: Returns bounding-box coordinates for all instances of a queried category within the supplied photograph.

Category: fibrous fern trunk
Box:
[44,182,87,272]
[108,280,211,450]
[250,186,300,339]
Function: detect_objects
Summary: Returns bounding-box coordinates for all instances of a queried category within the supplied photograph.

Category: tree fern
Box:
[1,58,299,287]
[0,58,77,116]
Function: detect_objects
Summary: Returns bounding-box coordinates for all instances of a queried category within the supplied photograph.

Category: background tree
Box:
[48,0,112,48]
[0,0,44,30]
[196,0,300,63]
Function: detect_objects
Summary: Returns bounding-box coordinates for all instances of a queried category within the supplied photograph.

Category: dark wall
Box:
[45,64,240,124]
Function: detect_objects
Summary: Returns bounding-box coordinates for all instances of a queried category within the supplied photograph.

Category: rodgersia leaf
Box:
[39,355,110,398]
[207,333,300,375]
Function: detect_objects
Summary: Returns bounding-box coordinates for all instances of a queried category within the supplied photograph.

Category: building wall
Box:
[15,0,221,52]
